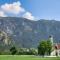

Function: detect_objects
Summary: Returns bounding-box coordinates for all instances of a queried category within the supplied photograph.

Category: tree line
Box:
[0,39,52,56]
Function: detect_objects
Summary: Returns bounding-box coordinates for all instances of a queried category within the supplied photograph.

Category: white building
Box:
[51,43,60,56]
[49,35,60,56]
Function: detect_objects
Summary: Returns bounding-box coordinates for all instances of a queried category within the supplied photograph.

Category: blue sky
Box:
[0,0,60,21]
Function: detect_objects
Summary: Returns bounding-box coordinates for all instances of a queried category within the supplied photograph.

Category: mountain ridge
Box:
[0,17,60,48]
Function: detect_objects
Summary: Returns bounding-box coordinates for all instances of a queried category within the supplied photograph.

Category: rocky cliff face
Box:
[0,17,60,48]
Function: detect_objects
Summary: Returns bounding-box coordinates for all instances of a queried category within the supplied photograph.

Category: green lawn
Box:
[0,55,60,60]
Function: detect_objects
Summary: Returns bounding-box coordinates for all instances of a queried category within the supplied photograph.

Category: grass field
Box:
[0,55,60,60]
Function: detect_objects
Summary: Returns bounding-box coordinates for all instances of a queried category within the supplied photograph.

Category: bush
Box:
[10,46,17,55]
[17,48,38,55]
[0,50,11,55]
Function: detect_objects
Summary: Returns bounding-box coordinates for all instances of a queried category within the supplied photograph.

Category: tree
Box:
[28,48,38,55]
[38,40,47,56]
[10,46,17,55]
[47,40,52,55]
[38,40,52,56]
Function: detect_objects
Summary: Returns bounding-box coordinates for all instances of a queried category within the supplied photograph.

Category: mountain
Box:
[0,17,60,48]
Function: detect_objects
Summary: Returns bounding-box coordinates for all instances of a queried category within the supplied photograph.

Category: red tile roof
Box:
[54,44,60,49]
[57,44,60,49]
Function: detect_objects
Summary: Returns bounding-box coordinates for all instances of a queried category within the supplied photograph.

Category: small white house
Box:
[51,43,60,56]
[49,35,60,56]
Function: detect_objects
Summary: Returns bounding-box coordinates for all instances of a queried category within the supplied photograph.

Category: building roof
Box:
[54,43,60,49]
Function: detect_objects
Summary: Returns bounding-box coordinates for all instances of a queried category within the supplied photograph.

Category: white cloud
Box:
[23,12,35,20]
[0,11,7,17]
[1,1,25,15]
[0,1,36,20]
